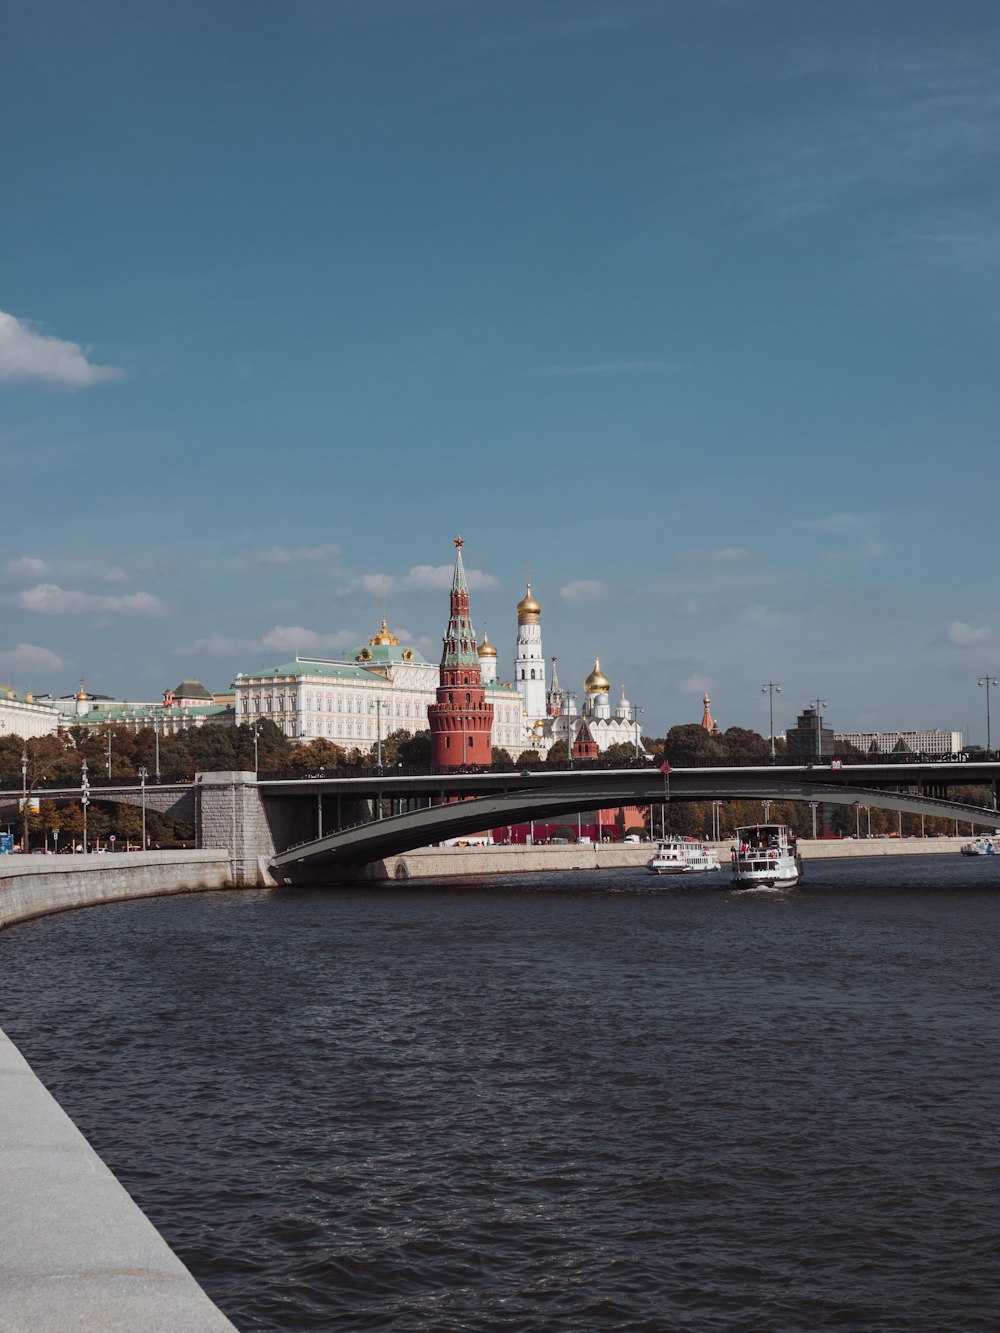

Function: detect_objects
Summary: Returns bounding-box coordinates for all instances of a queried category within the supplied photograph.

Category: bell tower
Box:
[428,538,494,768]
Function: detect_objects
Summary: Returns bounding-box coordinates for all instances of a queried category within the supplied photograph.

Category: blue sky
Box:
[4,0,1000,743]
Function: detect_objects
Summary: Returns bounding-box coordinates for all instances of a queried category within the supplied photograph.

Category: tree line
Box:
[0,720,987,849]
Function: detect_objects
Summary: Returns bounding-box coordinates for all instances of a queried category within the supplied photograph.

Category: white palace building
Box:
[233,619,525,756]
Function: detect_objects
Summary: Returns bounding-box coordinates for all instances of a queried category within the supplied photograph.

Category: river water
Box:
[3,856,1000,1332]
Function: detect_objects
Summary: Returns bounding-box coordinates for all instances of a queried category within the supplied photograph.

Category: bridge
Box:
[4,760,998,884]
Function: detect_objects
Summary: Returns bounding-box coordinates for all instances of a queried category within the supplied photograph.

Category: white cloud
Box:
[5,557,49,579]
[805,512,888,560]
[260,625,357,655]
[364,564,499,594]
[339,561,498,600]
[13,584,165,616]
[947,620,994,647]
[0,309,124,388]
[227,543,342,569]
[177,625,360,659]
[4,555,129,583]
[678,673,713,695]
[560,579,606,602]
[0,642,65,674]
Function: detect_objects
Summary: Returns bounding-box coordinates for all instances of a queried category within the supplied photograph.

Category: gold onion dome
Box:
[478,625,498,658]
[517,581,541,622]
[369,618,400,647]
[584,658,611,695]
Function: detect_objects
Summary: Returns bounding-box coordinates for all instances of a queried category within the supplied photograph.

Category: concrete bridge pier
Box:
[194,772,277,887]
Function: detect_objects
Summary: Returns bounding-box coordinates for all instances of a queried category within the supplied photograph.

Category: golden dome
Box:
[478,624,498,658]
[584,657,611,695]
[76,678,88,702]
[369,618,400,647]
[517,581,541,622]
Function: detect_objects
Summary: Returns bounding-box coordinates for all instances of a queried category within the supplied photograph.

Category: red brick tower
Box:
[572,717,599,761]
[428,537,495,769]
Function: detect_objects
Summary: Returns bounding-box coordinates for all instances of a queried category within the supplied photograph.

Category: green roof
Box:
[345,643,432,667]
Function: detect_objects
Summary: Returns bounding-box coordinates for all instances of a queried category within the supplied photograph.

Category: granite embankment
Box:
[372,836,970,880]
[0,850,234,932]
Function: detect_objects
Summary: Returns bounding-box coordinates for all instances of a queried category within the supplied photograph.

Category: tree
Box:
[662,723,726,768]
[602,741,641,765]
[513,750,542,768]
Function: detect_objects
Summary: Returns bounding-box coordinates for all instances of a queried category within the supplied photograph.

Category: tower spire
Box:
[428,539,494,768]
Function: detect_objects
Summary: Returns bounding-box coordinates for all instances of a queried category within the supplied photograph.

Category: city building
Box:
[232,619,523,757]
[785,707,835,761]
[0,686,61,740]
[835,729,963,756]
[56,680,234,734]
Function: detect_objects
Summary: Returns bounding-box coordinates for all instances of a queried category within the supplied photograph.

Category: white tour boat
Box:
[731,824,802,889]
[959,835,1000,856]
[647,838,722,876]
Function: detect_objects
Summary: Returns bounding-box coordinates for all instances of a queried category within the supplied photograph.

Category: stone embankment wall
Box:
[0,851,234,933]
[371,836,969,881]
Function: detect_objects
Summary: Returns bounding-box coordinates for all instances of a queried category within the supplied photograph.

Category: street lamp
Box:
[854,801,861,839]
[106,729,113,778]
[762,800,771,823]
[20,750,28,854]
[978,674,998,753]
[809,699,828,760]
[809,800,818,839]
[81,759,90,853]
[369,697,384,770]
[561,690,577,768]
[252,721,260,777]
[138,766,148,851]
[761,682,781,761]
[633,704,644,760]
[712,799,723,842]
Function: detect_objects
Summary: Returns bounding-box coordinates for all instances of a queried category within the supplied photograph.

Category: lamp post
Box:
[20,749,28,854]
[761,682,781,761]
[138,766,148,851]
[809,800,818,840]
[369,697,384,770]
[978,674,998,753]
[633,704,644,761]
[762,800,771,823]
[855,801,861,839]
[106,729,112,778]
[712,799,723,842]
[809,699,828,760]
[562,690,577,768]
[81,759,90,853]
[252,722,260,777]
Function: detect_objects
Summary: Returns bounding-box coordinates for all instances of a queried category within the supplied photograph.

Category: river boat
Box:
[731,824,802,889]
[647,838,722,875]
[959,835,1000,856]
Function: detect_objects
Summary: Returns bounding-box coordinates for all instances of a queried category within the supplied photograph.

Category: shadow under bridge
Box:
[270,764,999,878]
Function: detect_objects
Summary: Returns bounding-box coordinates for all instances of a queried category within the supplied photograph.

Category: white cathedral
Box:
[479,581,644,759]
